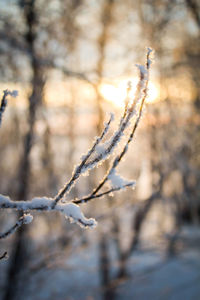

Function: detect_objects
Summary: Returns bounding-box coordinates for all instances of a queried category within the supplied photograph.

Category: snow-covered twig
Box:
[0,214,33,240]
[77,48,153,201]
[73,181,136,204]
[0,195,96,229]
[107,48,152,172]
[52,113,114,207]
[54,50,152,209]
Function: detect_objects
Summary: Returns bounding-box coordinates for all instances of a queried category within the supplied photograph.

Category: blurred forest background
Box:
[0,0,200,299]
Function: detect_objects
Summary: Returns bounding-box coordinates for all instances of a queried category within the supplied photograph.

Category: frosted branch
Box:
[79,48,153,200]
[73,182,136,205]
[52,113,114,207]
[0,195,97,229]
[0,214,33,240]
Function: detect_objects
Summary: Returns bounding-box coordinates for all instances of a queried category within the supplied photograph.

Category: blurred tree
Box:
[0,0,200,299]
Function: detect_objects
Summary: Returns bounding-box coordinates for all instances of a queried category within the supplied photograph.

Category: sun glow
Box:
[99,78,159,107]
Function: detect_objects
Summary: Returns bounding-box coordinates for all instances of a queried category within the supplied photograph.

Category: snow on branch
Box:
[0,195,96,230]
[0,213,33,240]
[0,48,153,238]
[107,169,136,190]
[52,113,114,207]
[54,49,153,207]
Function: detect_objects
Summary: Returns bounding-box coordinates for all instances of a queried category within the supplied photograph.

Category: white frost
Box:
[0,195,97,229]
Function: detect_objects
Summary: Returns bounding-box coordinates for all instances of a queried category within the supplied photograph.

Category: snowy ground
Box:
[116,250,200,300]
[1,213,200,300]
[18,228,200,300]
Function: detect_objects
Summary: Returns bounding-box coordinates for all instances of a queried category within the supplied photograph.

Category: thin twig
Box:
[0,214,32,239]
[52,113,114,208]
[73,182,134,204]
